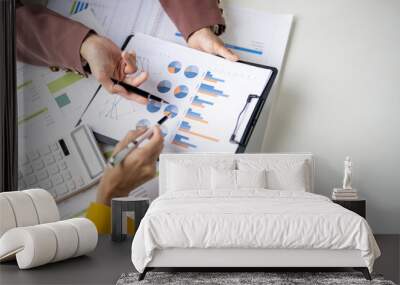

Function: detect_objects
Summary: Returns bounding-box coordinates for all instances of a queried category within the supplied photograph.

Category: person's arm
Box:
[16,4,91,74]
[86,127,164,234]
[16,3,148,102]
[159,0,225,41]
[159,0,238,61]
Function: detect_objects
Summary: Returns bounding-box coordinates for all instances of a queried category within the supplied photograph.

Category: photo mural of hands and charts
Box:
[16,0,292,215]
[82,34,273,153]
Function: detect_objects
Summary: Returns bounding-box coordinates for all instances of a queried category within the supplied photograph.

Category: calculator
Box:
[18,124,107,203]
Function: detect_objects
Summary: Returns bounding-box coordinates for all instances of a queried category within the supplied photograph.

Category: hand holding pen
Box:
[97,126,164,205]
[108,112,171,167]
[80,33,149,104]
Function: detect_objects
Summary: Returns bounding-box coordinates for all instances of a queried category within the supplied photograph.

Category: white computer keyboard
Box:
[18,125,106,202]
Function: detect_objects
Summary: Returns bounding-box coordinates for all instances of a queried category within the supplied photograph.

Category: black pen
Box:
[84,64,170,104]
[110,78,170,104]
[108,112,172,167]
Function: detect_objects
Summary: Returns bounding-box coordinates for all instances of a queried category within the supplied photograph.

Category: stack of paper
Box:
[332,188,359,200]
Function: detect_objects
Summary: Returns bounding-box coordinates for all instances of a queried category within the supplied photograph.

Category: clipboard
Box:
[231,60,277,153]
[84,34,278,153]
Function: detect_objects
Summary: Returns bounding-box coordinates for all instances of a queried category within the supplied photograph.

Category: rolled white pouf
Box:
[23,189,59,224]
[63,218,98,257]
[42,221,79,263]
[0,196,17,237]
[1,192,39,227]
[0,226,57,269]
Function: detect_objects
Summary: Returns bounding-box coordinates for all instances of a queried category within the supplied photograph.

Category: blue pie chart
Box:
[174,85,189,99]
[164,104,179,118]
[168,61,182,74]
[184,65,199,78]
[136,119,151,129]
[146,100,161,113]
[157,80,172,93]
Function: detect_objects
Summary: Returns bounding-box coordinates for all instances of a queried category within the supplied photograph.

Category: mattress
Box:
[131,190,380,273]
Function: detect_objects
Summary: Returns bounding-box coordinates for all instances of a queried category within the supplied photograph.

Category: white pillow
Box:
[211,169,267,190]
[237,159,309,191]
[211,168,236,190]
[236,169,267,189]
[166,159,235,192]
[266,162,308,191]
[167,163,210,191]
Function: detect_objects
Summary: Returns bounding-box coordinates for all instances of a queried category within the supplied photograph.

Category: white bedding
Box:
[131,190,380,273]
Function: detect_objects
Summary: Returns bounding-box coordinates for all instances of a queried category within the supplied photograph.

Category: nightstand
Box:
[111,197,150,242]
[332,199,366,218]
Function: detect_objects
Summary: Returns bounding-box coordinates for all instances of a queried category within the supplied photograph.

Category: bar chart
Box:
[198,83,229,98]
[178,121,219,142]
[191,96,214,108]
[171,134,197,149]
[185,108,208,124]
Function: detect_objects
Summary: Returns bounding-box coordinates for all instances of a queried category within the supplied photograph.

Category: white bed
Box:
[131,153,380,280]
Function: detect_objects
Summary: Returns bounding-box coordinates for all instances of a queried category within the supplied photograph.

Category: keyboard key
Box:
[49,164,60,175]
[39,180,53,190]
[22,165,34,176]
[27,150,40,161]
[37,169,49,181]
[55,184,69,196]
[59,161,67,170]
[50,143,59,152]
[76,176,84,187]
[44,155,56,165]
[52,174,64,186]
[67,180,76,191]
[63,171,72,180]
[39,145,51,156]
[54,152,63,161]
[33,160,45,171]
[25,175,37,186]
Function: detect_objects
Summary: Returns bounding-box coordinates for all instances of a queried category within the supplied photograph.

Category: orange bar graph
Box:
[179,129,219,142]
[185,115,208,124]
[191,102,205,108]
[171,141,189,149]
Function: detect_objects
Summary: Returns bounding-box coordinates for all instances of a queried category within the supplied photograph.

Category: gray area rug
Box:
[116,272,396,285]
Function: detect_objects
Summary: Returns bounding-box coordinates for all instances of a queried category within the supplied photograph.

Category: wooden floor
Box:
[373,234,400,284]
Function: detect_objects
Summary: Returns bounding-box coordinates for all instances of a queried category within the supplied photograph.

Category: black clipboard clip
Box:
[230,94,260,146]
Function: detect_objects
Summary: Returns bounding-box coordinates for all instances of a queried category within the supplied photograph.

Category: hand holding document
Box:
[82,33,274,153]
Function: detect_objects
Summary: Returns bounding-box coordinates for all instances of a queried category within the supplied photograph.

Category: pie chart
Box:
[164,104,179,118]
[184,65,199,78]
[146,100,161,113]
[168,61,182,74]
[136,119,151,129]
[157,80,172,93]
[174,85,189,99]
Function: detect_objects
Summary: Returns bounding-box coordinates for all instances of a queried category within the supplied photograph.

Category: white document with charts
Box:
[82,33,276,153]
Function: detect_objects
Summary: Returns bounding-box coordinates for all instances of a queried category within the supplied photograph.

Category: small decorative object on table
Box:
[111,197,150,242]
[332,156,366,218]
[332,156,359,200]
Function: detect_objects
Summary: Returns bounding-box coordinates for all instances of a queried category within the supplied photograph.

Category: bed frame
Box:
[139,153,372,281]
[140,248,371,280]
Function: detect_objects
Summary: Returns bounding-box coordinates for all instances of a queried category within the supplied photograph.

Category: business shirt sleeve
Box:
[159,0,225,40]
[16,3,91,74]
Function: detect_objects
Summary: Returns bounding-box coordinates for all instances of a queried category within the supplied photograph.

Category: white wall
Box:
[232,0,400,233]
